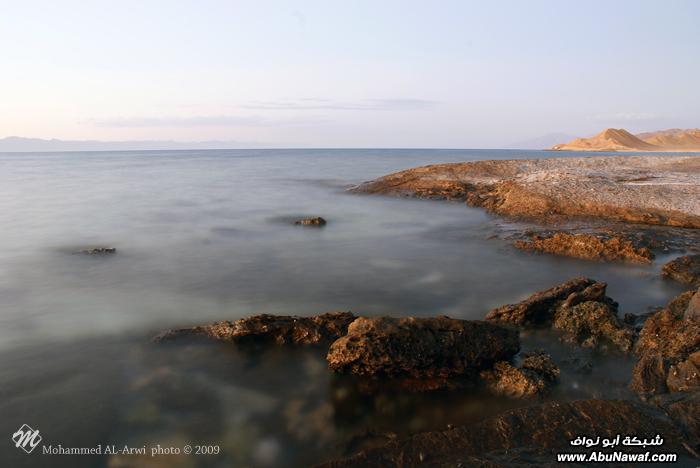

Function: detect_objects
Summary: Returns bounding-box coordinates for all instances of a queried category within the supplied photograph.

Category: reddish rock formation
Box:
[326,316,519,386]
[152,311,356,345]
[514,232,654,263]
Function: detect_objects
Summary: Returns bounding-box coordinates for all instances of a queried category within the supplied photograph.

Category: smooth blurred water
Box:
[0,149,691,467]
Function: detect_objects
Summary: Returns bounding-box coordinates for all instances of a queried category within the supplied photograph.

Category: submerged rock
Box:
[662,254,700,286]
[316,399,688,467]
[487,278,632,353]
[513,232,654,263]
[152,311,356,345]
[326,316,519,386]
[295,216,327,226]
[480,350,559,398]
[631,290,700,395]
[77,247,117,255]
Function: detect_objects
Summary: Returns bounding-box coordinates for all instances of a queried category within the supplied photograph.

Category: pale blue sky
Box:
[1,0,698,147]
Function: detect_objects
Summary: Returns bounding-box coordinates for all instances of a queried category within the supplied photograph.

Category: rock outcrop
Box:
[662,254,700,286]
[316,399,689,467]
[152,311,356,345]
[480,350,559,398]
[295,216,327,226]
[77,247,117,255]
[326,316,519,387]
[513,232,654,263]
[351,156,700,228]
[487,279,634,353]
[631,290,700,395]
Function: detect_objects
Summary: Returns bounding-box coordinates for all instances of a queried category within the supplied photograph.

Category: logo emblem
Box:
[12,424,42,453]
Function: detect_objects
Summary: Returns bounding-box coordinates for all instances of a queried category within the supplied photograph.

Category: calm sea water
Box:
[0,149,689,467]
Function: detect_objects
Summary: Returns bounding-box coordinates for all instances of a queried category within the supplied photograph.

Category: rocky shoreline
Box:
[150,155,700,465]
[154,279,700,465]
[352,155,700,228]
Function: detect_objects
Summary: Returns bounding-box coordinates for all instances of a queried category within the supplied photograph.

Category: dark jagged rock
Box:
[514,232,654,264]
[316,399,688,467]
[77,247,116,255]
[485,277,597,326]
[326,316,519,387]
[480,350,559,398]
[487,279,632,353]
[552,300,635,353]
[631,290,700,395]
[295,216,327,226]
[662,254,700,286]
[152,311,355,345]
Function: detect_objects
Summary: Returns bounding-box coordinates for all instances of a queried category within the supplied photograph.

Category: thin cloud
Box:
[86,115,326,128]
[241,98,438,111]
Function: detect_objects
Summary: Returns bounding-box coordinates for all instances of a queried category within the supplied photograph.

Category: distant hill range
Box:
[552,128,700,152]
[0,136,257,152]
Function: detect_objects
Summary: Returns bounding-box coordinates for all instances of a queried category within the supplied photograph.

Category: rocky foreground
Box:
[352,155,700,228]
[154,278,700,465]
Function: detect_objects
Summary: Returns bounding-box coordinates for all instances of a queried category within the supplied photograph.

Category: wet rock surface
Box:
[631,290,700,395]
[295,216,327,226]
[152,311,356,345]
[663,254,700,286]
[480,350,559,398]
[513,231,654,263]
[316,399,689,467]
[326,316,520,386]
[487,278,632,353]
[351,155,700,228]
[485,277,598,326]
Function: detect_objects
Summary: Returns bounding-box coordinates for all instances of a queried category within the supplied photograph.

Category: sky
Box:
[1,0,699,148]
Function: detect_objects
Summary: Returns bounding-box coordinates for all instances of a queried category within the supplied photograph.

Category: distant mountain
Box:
[0,136,257,152]
[552,128,700,152]
[506,133,578,150]
[636,128,700,150]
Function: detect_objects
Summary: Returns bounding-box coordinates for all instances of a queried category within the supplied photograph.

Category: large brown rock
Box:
[662,254,700,286]
[552,300,635,353]
[316,399,689,467]
[631,290,700,395]
[326,316,520,385]
[487,279,632,353]
[485,277,598,326]
[152,311,356,345]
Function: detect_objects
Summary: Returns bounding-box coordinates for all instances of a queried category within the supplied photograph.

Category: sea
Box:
[0,148,690,467]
